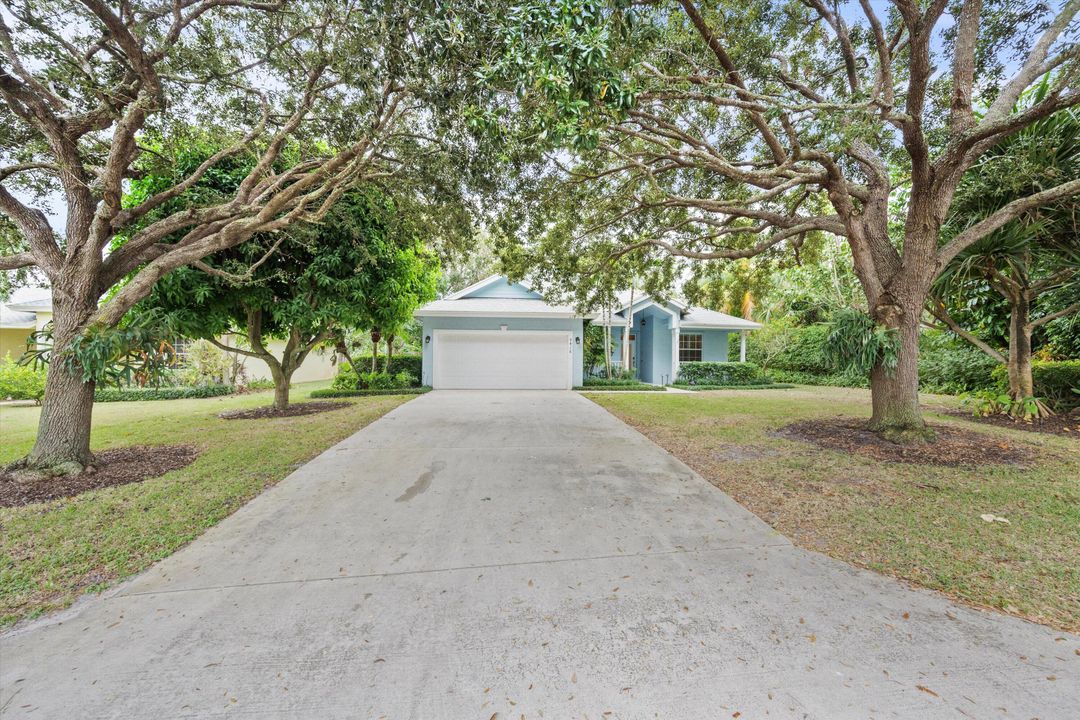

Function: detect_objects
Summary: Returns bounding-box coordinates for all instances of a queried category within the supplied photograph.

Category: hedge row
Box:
[575,384,667,392]
[94,384,235,402]
[766,369,870,388]
[677,361,770,386]
[310,387,431,398]
[338,355,422,378]
[673,383,795,391]
[991,360,1080,410]
[581,376,651,387]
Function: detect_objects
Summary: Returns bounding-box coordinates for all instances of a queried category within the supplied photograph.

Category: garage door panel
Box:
[434,331,571,389]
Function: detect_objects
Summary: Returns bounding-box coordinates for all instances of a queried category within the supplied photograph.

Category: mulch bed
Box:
[776,418,1036,467]
[0,445,199,507]
[218,401,350,420]
[942,409,1080,439]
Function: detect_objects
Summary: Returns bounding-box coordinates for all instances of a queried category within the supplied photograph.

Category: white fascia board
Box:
[414,310,579,319]
[680,323,762,331]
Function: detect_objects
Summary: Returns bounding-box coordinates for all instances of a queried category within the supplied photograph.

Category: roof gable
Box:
[445,274,543,300]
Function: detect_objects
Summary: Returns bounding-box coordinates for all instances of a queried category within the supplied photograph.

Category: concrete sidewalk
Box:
[2,390,1077,719]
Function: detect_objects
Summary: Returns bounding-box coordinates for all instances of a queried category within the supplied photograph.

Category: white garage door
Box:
[433,330,572,389]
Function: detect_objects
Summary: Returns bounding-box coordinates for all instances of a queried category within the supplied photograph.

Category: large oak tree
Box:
[486,0,1080,440]
[0,0,486,472]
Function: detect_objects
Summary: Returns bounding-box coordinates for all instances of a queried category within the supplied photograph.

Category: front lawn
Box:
[0,382,410,627]
[586,386,1080,631]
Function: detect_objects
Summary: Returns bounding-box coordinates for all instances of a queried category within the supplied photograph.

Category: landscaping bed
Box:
[945,409,1080,438]
[0,445,199,507]
[219,400,350,419]
[311,386,431,398]
[776,418,1036,467]
[576,384,667,391]
[588,387,1080,631]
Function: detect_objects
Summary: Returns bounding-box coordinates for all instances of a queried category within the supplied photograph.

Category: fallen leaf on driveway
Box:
[916,685,939,698]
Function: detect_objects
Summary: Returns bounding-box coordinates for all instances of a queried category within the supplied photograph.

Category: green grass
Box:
[585,386,1080,631]
[0,381,410,627]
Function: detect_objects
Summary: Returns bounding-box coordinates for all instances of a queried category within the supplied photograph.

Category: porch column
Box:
[739,331,747,362]
[671,327,679,384]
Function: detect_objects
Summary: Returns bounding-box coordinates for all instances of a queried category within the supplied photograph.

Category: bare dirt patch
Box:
[218,401,350,420]
[776,418,1036,467]
[943,410,1080,439]
[0,445,199,507]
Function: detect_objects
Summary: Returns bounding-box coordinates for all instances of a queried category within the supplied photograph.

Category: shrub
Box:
[358,370,417,390]
[766,369,870,388]
[917,331,1000,395]
[677,361,769,386]
[310,386,431,398]
[242,378,276,391]
[177,339,237,387]
[748,324,832,373]
[581,376,652,387]
[0,353,47,402]
[673,383,796,391]
[992,360,1080,411]
[332,356,422,389]
[94,385,234,402]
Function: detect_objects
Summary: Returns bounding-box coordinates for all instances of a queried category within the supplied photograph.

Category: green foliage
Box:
[960,390,1046,421]
[93,385,234,402]
[243,379,276,391]
[575,383,667,391]
[310,387,431,398]
[331,356,422,390]
[917,332,1002,395]
[677,362,769,386]
[24,312,178,387]
[176,340,240,387]
[581,376,653,387]
[672,383,795,391]
[357,371,418,390]
[823,309,900,377]
[0,354,46,402]
[991,360,1080,411]
[766,369,870,388]
[747,323,832,374]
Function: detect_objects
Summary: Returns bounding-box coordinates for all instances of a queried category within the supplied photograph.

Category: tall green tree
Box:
[932,99,1080,401]
[0,0,490,471]
[484,0,1080,441]
[142,188,437,411]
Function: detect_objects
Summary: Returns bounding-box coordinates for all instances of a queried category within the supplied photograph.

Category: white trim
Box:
[444,274,507,300]
[679,323,762,330]
[431,329,573,390]
[415,309,578,319]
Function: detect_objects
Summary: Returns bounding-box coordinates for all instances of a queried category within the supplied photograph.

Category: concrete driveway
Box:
[2,391,1077,719]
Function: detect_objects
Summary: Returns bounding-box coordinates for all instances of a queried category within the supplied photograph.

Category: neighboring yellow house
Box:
[0,294,337,383]
[0,296,51,361]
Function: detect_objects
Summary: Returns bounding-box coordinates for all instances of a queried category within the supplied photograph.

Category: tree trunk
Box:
[1007,295,1034,399]
[268,361,294,412]
[370,329,381,373]
[25,364,96,473]
[386,335,394,373]
[23,289,99,473]
[868,296,932,441]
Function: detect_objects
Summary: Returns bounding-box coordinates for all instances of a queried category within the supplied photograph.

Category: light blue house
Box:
[415,275,760,389]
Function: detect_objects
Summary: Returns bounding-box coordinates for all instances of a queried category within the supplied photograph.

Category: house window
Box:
[679,333,702,362]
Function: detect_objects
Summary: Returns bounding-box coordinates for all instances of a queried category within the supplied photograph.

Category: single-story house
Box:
[415,275,761,389]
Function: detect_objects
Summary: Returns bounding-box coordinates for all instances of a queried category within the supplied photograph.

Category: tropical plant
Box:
[931,84,1080,408]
